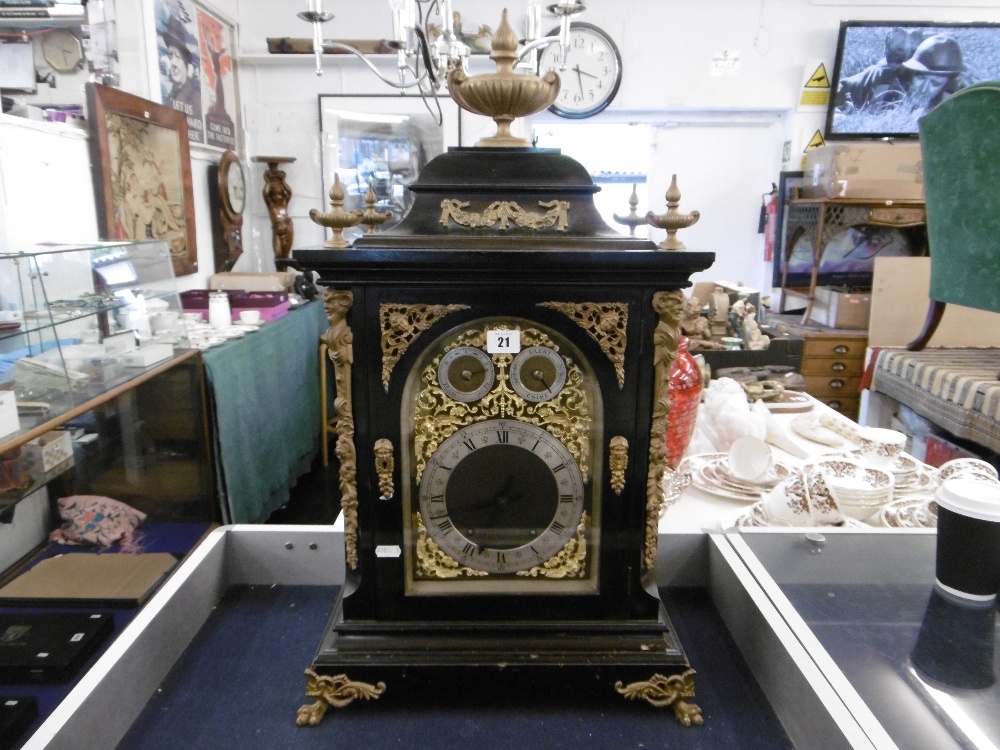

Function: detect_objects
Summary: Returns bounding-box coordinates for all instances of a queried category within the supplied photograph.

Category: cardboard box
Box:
[181,290,290,322]
[807,287,872,329]
[24,430,72,473]
[0,390,19,438]
[801,142,924,200]
[209,272,294,293]
[121,343,174,368]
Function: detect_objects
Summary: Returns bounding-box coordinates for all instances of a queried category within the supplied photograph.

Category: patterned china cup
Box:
[761,471,816,526]
[858,427,907,468]
[937,458,999,484]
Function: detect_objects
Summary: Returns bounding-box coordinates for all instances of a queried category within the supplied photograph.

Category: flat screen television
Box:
[770,170,928,293]
[825,21,1000,140]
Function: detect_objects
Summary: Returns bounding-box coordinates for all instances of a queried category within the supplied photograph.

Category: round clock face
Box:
[538,22,622,119]
[437,346,495,402]
[41,29,83,74]
[509,346,567,402]
[226,161,246,215]
[419,419,585,574]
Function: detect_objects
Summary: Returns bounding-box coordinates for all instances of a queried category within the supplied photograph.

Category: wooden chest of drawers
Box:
[766,315,868,419]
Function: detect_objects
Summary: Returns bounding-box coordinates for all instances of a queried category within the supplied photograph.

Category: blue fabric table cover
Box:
[201,300,327,523]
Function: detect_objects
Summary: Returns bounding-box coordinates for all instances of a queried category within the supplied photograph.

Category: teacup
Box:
[811,458,892,522]
[727,435,773,483]
[938,458,999,484]
[858,427,907,468]
[239,309,262,325]
[762,471,816,526]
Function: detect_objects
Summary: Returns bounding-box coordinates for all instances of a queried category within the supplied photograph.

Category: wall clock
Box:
[538,22,622,119]
[207,150,245,272]
[41,29,83,74]
[287,147,714,728]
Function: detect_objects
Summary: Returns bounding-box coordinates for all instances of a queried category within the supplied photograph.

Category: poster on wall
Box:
[150,0,240,151]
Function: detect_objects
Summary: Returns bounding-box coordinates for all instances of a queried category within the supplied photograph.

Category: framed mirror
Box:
[318,94,462,244]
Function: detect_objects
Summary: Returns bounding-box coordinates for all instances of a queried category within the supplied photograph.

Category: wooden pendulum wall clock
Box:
[285,11,715,730]
[207,150,246,272]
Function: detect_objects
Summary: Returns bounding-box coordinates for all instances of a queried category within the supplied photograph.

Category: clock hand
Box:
[531,369,551,393]
[574,66,585,96]
[574,66,599,80]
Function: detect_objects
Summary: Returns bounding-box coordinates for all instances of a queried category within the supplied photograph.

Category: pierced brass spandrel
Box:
[614,670,703,726]
[539,301,628,388]
[413,513,489,579]
[380,303,469,392]
[297,669,386,727]
[609,436,628,496]
[323,289,359,570]
[374,438,394,501]
[412,326,591,485]
[644,290,682,570]
[439,199,570,231]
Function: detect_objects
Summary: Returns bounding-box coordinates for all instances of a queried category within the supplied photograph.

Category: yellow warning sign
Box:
[805,63,830,89]
[805,130,826,152]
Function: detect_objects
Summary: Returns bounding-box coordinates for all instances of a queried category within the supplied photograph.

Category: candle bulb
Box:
[392,6,404,42]
[442,0,454,34]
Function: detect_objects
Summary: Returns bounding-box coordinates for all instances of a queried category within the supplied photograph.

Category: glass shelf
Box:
[0,240,199,515]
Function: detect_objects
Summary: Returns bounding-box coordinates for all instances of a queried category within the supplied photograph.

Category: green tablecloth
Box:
[201,300,327,523]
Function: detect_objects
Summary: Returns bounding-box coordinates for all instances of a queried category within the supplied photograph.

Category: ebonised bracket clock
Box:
[286,146,714,728]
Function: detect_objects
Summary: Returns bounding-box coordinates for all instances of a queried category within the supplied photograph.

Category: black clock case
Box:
[289,147,714,687]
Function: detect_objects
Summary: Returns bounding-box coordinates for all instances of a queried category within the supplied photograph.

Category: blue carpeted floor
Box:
[116,585,793,750]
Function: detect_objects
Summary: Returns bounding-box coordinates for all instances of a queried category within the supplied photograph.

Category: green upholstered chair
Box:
[910,82,1000,350]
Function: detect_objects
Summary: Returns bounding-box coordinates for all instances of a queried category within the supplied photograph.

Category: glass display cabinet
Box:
[0,240,213,523]
[726,528,996,750]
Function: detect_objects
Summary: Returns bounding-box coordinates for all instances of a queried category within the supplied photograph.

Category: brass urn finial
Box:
[646,175,701,250]
[447,9,560,147]
[360,182,392,234]
[613,184,649,237]
[309,173,364,248]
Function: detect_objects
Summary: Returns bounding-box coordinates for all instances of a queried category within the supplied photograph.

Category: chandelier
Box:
[298,0,585,101]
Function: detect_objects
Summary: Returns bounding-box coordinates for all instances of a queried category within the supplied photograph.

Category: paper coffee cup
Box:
[910,585,996,690]
[934,479,1000,601]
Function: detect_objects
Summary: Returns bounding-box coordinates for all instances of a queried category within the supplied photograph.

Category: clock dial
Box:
[41,29,83,74]
[437,345,495,402]
[509,346,567,402]
[419,419,585,574]
[538,23,622,119]
[227,162,246,214]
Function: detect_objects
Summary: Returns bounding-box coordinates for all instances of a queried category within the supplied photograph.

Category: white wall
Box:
[4,0,1000,287]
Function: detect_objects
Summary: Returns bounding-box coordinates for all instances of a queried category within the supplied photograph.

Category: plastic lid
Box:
[936,478,1000,522]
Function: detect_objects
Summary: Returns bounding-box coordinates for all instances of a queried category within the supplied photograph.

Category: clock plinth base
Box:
[299,591,702,727]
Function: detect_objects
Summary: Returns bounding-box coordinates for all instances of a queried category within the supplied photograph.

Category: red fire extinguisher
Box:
[762,184,778,262]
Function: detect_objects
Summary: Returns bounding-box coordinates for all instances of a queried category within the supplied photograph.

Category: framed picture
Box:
[147,0,241,151]
[826,21,1000,140]
[318,94,462,244]
[86,83,199,277]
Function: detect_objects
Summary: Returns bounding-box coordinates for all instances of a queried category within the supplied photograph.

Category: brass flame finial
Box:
[613,184,649,237]
[360,182,392,234]
[309,173,364,248]
[646,175,701,250]
[447,10,560,147]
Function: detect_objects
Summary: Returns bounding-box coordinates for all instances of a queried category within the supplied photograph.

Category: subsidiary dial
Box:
[509,346,567,402]
[437,346,496,402]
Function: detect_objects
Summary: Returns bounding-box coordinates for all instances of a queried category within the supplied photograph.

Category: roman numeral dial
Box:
[418,419,586,574]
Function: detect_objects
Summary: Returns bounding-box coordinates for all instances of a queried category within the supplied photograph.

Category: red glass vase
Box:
[665,336,703,469]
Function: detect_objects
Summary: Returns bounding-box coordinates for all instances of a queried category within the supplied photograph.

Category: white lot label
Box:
[486,329,520,354]
[375,545,402,558]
